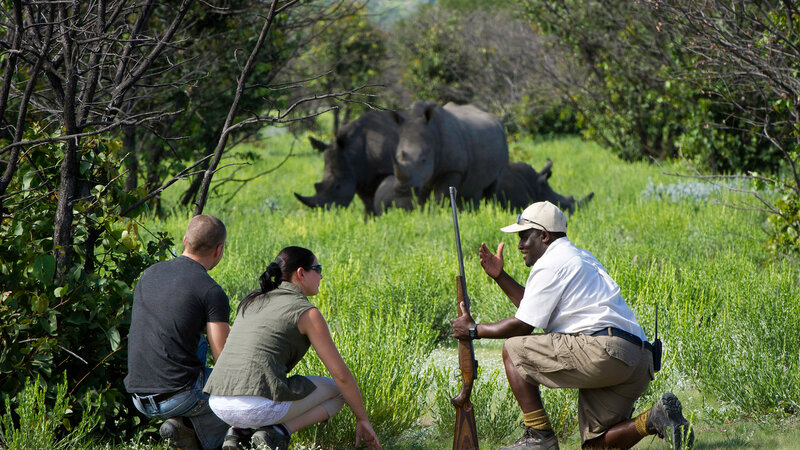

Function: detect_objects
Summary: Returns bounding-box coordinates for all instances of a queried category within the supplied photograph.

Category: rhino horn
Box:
[308,136,328,152]
[294,192,319,208]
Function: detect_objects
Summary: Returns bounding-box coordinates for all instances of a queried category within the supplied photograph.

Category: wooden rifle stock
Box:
[449,186,479,450]
[451,275,479,450]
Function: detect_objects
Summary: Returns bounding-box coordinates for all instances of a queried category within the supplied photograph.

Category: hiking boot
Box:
[222,427,252,450]
[646,393,695,449]
[499,425,559,450]
[251,425,290,450]
[159,418,201,450]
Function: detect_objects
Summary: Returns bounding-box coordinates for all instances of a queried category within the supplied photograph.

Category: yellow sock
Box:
[634,410,651,437]
[523,409,552,431]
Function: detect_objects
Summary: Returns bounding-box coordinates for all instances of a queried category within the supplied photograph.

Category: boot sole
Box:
[660,393,695,449]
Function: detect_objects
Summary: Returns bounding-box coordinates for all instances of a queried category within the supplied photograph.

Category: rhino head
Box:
[294,136,357,209]
[390,101,439,199]
[531,160,593,213]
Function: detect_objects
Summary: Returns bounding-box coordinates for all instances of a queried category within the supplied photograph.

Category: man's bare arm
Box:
[453,310,533,340]
[206,321,230,361]
[492,271,525,307]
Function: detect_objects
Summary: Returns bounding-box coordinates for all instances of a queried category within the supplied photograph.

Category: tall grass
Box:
[0,375,100,450]
[139,132,800,447]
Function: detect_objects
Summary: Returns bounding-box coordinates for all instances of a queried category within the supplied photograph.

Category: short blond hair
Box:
[184,215,226,255]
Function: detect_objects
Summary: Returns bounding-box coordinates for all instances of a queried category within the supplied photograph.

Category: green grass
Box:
[122,131,800,448]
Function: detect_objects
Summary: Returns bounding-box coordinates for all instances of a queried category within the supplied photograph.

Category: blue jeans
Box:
[131,336,227,450]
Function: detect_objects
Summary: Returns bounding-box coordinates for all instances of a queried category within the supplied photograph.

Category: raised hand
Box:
[479,242,504,279]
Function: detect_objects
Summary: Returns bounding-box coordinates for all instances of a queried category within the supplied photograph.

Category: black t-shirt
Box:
[124,255,230,394]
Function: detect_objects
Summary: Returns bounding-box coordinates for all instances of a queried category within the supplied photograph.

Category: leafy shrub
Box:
[0,134,174,438]
[515,0,784,173]
[766,188,800,257]
[0,374,99,449]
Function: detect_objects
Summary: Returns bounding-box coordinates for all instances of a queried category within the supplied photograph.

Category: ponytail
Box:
[238,246,316,315]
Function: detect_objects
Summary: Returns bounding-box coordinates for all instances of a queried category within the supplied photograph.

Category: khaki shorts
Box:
[504,333,653,444]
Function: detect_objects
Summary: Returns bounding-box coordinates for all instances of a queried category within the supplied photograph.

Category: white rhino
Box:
[390,101,509,209]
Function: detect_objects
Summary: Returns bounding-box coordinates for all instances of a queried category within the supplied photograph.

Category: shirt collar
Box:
[278,281,303,294]
[533,236,570,268]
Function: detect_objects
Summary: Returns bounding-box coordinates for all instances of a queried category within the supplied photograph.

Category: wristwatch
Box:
[468,323,480,340]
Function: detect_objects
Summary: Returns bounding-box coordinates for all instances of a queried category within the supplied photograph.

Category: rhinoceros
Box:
[390,101,509,209]
[294,110,399,215]
[491,160,594,213]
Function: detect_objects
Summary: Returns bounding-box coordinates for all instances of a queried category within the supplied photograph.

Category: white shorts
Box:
[209,395,290,428]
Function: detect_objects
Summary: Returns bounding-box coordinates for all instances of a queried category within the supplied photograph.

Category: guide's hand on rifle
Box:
[451,301,475,340]
[355,419,381,449]
[479,242,504,279]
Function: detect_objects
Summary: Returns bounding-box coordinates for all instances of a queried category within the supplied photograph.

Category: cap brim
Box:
[500,222,541,233]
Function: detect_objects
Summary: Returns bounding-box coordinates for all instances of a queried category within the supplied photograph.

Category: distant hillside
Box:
[368,0,432,26]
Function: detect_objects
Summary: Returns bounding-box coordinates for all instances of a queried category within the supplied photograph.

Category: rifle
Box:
[449,186,480,450]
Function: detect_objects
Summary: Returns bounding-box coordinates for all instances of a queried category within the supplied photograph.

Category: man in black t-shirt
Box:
[125,215,231,450]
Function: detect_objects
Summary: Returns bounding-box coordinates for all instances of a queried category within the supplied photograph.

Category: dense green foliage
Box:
[511,0,800,256]
[514,0,781,172]
[0,135,174,438]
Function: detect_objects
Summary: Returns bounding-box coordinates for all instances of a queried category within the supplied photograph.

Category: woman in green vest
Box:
[204,246,381,450]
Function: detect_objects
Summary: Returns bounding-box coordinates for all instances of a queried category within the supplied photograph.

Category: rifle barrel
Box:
[449,187,468,304]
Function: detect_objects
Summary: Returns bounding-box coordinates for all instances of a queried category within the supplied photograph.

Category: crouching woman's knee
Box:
[311,376,345,419]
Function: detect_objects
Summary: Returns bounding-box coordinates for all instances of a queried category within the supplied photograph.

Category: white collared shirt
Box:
[516,237,646,340]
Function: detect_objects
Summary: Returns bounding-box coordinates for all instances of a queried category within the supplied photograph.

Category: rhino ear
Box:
[336,134,347,149]
[309,136,328,152]
[539,159,553,180]
[423,103,438,123]
[390,110,404,126]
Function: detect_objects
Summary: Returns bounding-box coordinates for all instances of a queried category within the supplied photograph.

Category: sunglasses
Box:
[516,214,548,232]
[308,264,323,275]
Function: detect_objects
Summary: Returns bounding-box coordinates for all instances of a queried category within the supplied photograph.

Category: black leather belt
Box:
[591,327,653,352]
[134,391,174,403]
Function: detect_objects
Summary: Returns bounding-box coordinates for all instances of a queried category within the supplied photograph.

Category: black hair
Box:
[238,246,316,315]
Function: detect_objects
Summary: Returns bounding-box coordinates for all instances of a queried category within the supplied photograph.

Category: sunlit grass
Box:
[135,131,800,448]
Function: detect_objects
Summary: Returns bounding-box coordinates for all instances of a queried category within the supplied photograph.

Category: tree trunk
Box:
[333,107,340,136]
[123,125,138,191]
[144,145,165,213]
[53,138,78,281]
[181,126,222,206]
[53,2,78,281]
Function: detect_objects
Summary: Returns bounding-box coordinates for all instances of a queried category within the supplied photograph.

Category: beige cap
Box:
[500,201,567,233]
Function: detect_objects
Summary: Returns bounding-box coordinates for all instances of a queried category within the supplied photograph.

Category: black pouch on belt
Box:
[652,305,662,372]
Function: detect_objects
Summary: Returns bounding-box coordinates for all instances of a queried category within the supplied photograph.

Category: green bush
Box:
[515,0,784,174]
[0,134,174,438]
